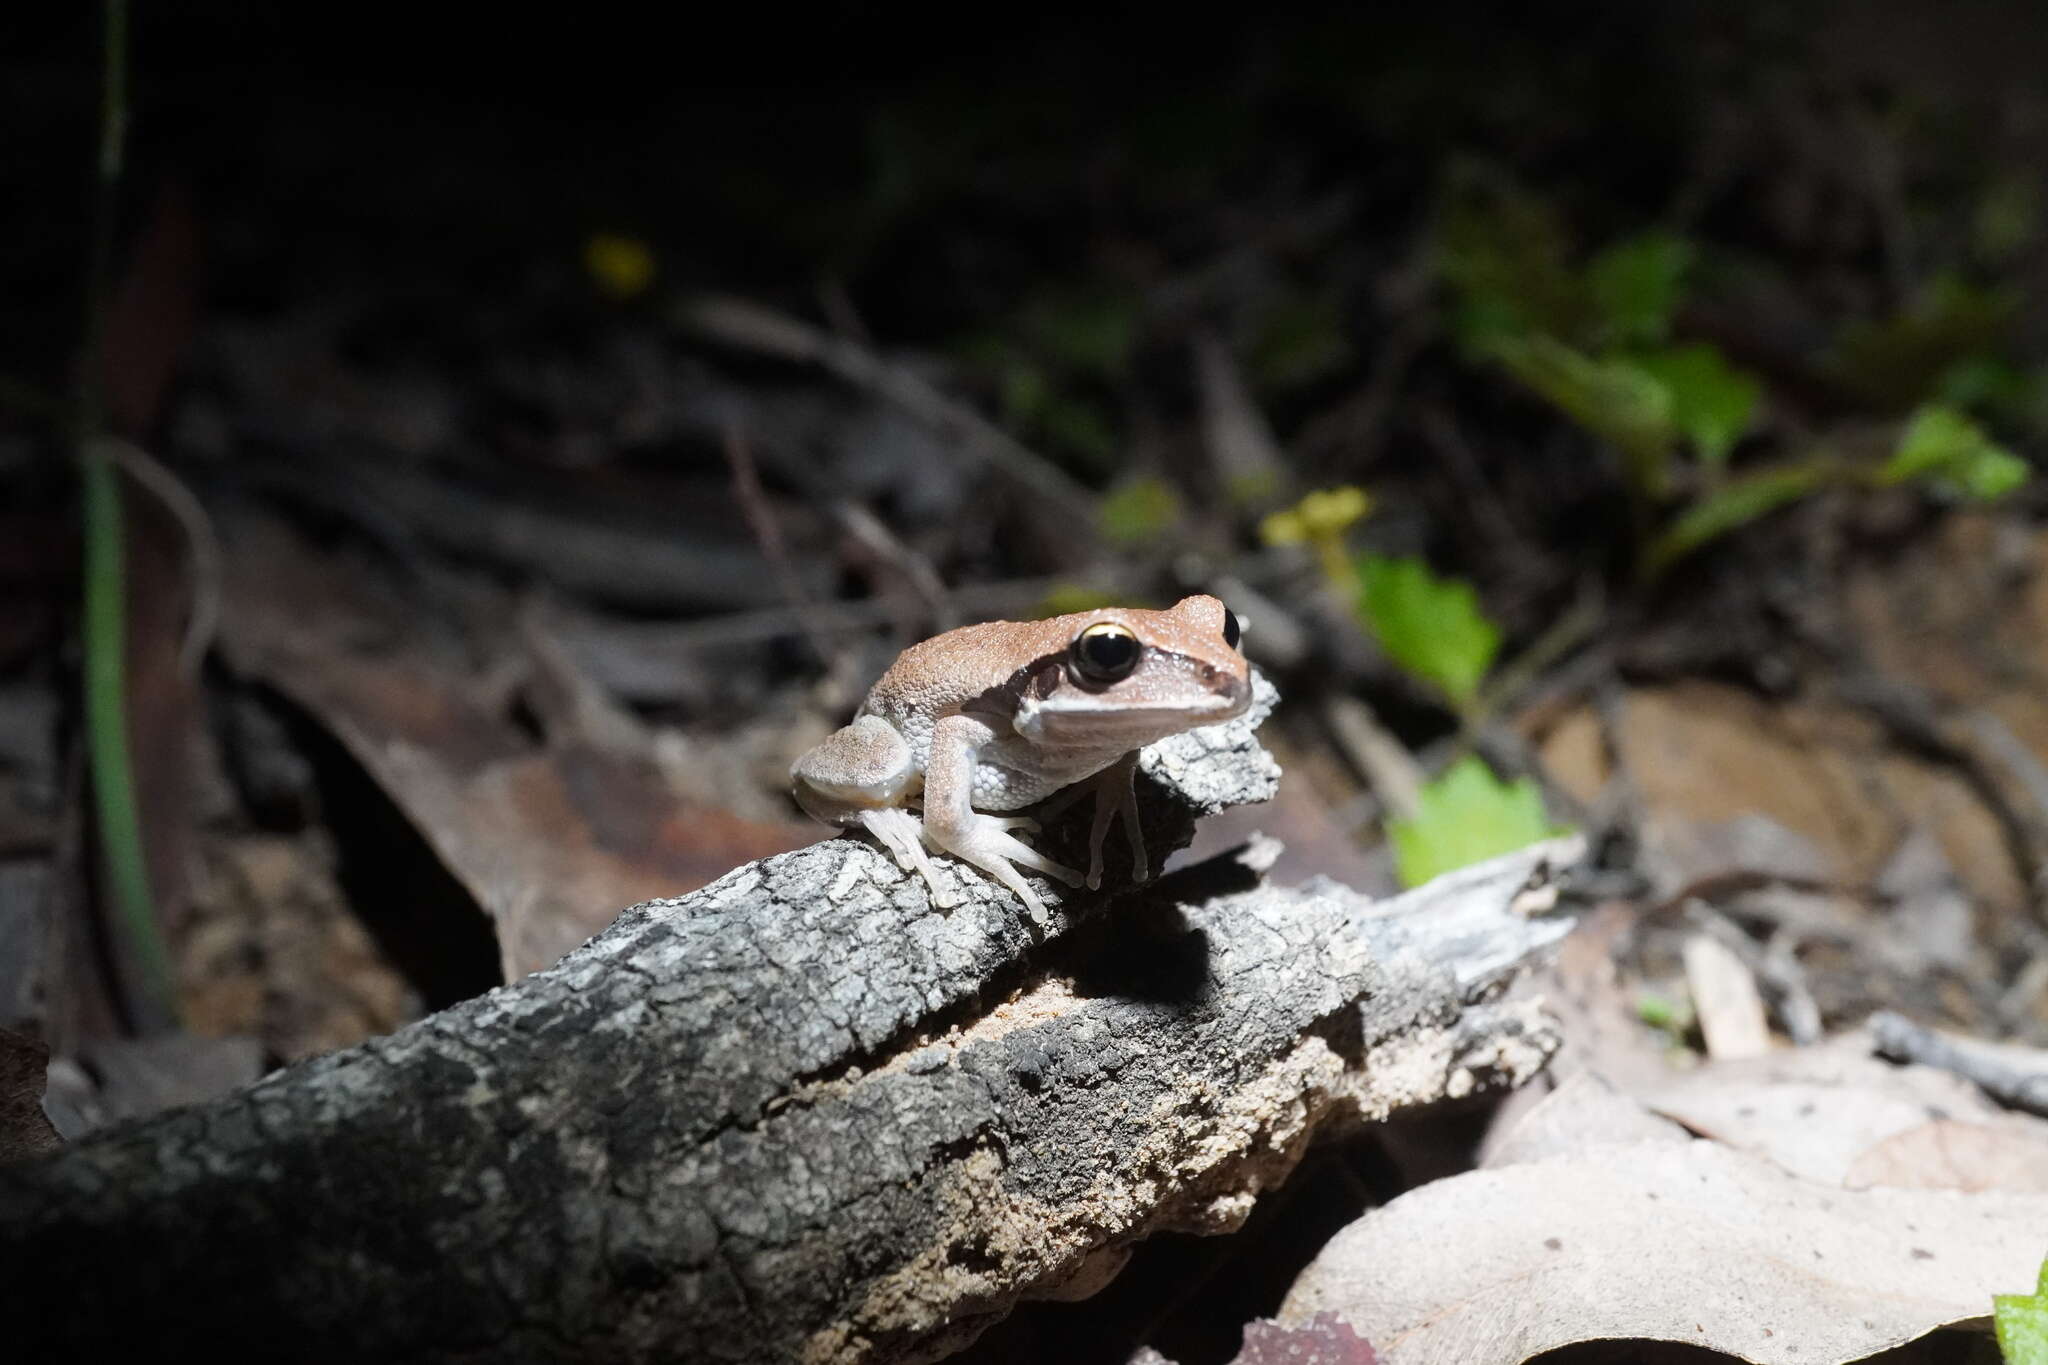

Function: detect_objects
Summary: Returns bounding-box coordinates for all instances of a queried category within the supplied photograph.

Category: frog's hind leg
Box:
[857,807,954,907]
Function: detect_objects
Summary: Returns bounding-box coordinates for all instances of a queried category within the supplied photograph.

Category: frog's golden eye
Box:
[1070,621,1142,685]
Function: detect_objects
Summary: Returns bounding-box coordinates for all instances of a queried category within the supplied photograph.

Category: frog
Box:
[791,594,1252,915]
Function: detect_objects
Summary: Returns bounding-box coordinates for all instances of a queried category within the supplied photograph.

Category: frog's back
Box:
[860,616,1067,739]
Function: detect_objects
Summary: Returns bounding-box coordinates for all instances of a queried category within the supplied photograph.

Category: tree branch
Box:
[2,680,1577,1363]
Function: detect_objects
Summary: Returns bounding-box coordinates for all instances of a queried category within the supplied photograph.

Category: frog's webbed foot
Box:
[1083,753,1146,890]
[926,810,1083,918]
[857,807,954,907]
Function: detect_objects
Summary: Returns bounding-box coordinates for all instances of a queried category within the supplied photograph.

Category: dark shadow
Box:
[248,686,503,1012]
[954,1143,1380,1365]
[1058,893,1213,1004]
[1529,1330,1999,1364]
[1526,1345,1750,1364]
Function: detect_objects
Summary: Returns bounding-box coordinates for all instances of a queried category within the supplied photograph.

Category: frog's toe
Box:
[929,813,1085,915]
[857,808,954,906]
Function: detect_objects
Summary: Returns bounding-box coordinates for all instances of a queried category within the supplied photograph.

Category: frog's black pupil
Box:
[1074,627,1140,681]
[1222,609,1241,649]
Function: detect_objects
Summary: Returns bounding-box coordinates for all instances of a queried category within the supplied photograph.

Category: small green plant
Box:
[1261,485,1567,886]
[1878,404,2030,498]
[1435,168,2032,577]
[1634,990,1691,1035]
[1996,1252,2048,1365]
[1388,756,1561,888]
[1354,554,1499,715]
[1643,401,2026,573]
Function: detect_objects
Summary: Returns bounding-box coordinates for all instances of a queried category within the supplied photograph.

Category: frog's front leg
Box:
[1023,753,1148,890]
[923,714,1084,916]
[1082,751,1147,889]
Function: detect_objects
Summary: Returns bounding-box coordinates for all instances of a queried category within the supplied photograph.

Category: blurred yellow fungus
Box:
[1261,485,1371,587]
[585,233,656,300]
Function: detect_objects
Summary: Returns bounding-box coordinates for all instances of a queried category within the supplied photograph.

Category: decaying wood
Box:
[1,680,1577,1363]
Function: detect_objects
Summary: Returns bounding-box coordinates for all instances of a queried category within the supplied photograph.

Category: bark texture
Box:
[1,681,1576,1363]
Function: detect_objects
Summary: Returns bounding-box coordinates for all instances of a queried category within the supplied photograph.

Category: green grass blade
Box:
[82,443,179,1030]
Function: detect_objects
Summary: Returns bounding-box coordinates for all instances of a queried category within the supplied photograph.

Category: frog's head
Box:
[1012,595,1252,748]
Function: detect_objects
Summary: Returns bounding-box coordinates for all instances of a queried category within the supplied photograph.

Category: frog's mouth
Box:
[1013,679,1250,746]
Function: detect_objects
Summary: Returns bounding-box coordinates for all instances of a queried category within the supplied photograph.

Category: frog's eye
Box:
[1070,622,1142,685]
[1222,609,1242,649]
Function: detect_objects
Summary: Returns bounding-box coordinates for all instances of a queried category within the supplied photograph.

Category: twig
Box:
[538,576,1112,705]
[1417,402,1523,553]
[814,275,873,348]
[1839,671,2048,923]
[104,437,220,678]
[680,293,1101,526]
[1322,695,1423,820]
[1869,1010,2048,1117]
[1193,329,1289,504]
[718,416,833,664]
[1471,577,1606,724]
[829,500,957,632]
[1845,95,1916,310]
[1293,270,1435,476]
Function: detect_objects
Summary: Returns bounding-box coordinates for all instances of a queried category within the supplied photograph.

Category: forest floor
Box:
[5,3,2048,1361]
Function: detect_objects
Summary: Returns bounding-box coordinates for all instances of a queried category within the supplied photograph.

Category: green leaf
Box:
[1487,335,1676,497]
[1632,343,1763,468]
[1099,477,1182,546]
[1956,447,2031,500]
[1389,756,1560,888]
[1643,461,1831,575]
[1354,554,1501,709]
[1586,232,1693,347]
[1880,404,2031,501]
[1994,1253,2048,1365]
[1634,991,1690,1033]
[1882,404,1981,482]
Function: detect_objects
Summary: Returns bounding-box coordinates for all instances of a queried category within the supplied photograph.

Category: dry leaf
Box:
[1282,1138,2047,1364]
[1638,1038,2027,1186]
[1845,1119,2048,1193]
[219,512,816,979]
[1483,1071,1691,1169]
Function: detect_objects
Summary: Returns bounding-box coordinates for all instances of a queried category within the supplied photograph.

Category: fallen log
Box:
[2,682,1576,1362]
